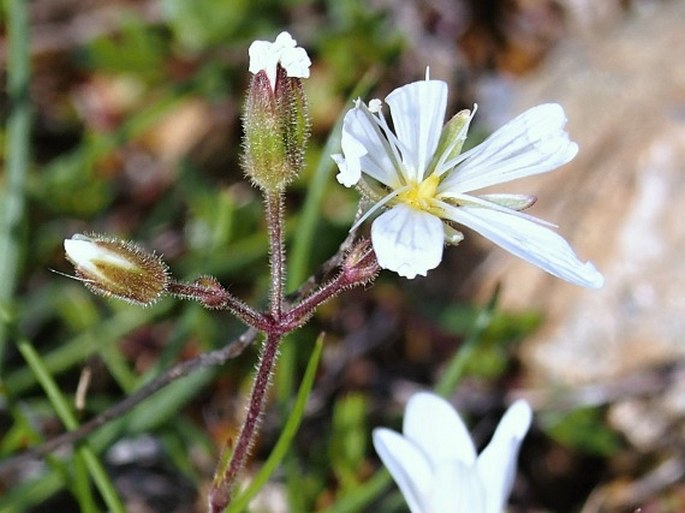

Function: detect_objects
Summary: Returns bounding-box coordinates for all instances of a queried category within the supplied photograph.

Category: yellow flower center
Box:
[397,174,441,212]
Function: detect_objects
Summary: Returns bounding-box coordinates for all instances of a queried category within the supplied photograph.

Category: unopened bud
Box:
[64,234,169,306]
[430,108,475,171]
[242,32,311,192]
[342,239,380,284]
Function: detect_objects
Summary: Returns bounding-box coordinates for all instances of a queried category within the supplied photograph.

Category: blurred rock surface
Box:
[468,1,685,387]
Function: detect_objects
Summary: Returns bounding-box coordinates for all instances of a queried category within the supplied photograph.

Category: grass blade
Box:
[17,338,127,513]
[0,0,31,360]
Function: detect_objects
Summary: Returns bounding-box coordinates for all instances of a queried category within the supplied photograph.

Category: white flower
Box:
[332,75,604,287]
[248,31,311,90]
[373,392,532,513]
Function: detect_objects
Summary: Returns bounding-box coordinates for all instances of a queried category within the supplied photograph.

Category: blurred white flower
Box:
[332,74,603,287]
[373,393,532,513]
[248,31,311,89]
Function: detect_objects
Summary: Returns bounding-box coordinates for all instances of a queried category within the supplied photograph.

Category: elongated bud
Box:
[431,108,475,167]
[64,234,169,306]
[242,32,311,192]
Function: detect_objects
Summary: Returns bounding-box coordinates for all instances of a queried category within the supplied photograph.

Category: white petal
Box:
[440,103,578,193]
[336,105,401,188]
[272,31,297,49]
[431,461,487,513]
[373,428,433,513]
[476,400,532,513]
[403,392,476,468]
[385,80,447,182]
[442,205,604,288]
[248,40,277,80]
[332,147,363,188]
[371,205,444,279]
[279,46,311,78]
[64,235,132,272]
[248,32,310,87]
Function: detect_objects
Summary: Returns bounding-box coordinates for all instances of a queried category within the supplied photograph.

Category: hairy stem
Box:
[284,272,348,329]
[265,192,286,319]
[167,280,268,330]
[208,332,281,513]
[286,241,379,328]
[208,191,289,511]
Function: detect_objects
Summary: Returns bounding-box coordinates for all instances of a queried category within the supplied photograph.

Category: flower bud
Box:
[64,234,169,306]
[242,32,311,192]
[342,239,380,284]
[431,108,474,168]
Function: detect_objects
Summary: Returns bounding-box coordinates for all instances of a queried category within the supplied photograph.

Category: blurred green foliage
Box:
[329,394,368,492]
[543,407,623,457]
[438,303,541,378]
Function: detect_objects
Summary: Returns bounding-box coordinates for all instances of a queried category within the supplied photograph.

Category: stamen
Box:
[368,99,382,113]
[350,185,409,233]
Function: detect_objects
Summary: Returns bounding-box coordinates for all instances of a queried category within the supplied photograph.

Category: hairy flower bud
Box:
[242,32,311,192]
[64,234,169,306]
[342,239,380,284]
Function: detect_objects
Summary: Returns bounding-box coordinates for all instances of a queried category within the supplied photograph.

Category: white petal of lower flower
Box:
[440,103,578,193]
[374,393,532,513]
[337,106,401,188]
[404,393,477,468]
[476,400,532,513]
[385,80,447,182]
[371,205,445,279]
[373,428,433,513]
[442,205,604,287]
[432,461,487,513]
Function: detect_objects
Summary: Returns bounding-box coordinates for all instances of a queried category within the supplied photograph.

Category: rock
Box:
[469,2,685,386]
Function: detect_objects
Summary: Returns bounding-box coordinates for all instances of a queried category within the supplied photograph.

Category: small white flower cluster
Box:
[248,31,311,90]
[62,32,599,513]
[374,393,532,513]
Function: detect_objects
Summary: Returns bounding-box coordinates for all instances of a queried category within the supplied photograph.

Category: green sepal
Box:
[479,193,538,211]
[242,70,289,191]
[428,109,473,175]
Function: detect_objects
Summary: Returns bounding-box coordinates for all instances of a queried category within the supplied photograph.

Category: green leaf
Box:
[543,407,622,457]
